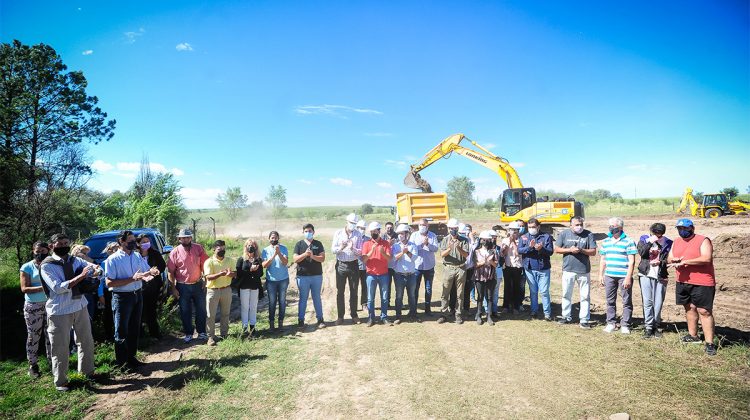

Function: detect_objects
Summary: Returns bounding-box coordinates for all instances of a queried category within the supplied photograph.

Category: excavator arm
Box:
[404,133,524,192]
[677,188,699,216]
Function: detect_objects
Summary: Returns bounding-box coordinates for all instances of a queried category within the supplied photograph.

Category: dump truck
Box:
[394,192,449,238]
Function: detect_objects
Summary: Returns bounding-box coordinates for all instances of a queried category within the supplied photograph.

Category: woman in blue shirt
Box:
[19,241,52,378]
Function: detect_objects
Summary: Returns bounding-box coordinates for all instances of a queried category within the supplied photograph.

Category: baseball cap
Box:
[675,218,694,228]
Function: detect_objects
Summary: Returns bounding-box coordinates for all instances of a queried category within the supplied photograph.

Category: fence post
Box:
[209,217,216,241]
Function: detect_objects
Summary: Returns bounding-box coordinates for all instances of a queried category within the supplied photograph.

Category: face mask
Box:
[371,233,380,240]
[53,246,70,257]
[419,226,428,234]
[247,246,256,253]
[519,227,527,234]
[347,222,356,230]
[449,229,458,236]
[609,227,622,235]
[217,250,226,258]
[126,241,138,251]
[678,229,693,239]
[34,253,47,262]
[484,241,494,249]
[572,226,584,234]
[528,228,539,236]
[358,228,366,234]
[140,242,151,250]
[304,232,314,240]
[270,239,279,246]
[398,233,407,242]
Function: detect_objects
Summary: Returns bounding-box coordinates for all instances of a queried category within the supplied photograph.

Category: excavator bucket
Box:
[403,170,432,193]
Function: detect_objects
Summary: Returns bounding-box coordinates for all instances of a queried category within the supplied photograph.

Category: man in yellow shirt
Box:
[203,240,236,346]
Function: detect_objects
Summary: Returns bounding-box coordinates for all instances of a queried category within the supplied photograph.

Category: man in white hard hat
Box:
[356,219,369,312]
[362,221,393,327]
[392,224,419,323]
[409,218,439,316]
[438,218,469,324]
[500,222,524,313]
[332,213,364,325]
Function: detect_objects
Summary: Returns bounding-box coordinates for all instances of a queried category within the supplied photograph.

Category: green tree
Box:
[217,186,248,220]
[721,187,739,200]
[360,203,374,215]
[482,198,495,212]
[0,40,115,265]
[266,185,287,222]
[446,176,475,213]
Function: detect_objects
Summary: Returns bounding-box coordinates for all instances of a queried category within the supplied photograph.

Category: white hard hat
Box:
[447,218,459,228]
[488,230,498,237]
[395,224,410,234]
[346,213,359,224]
[356,219,366,228]
[507,222,521,230]
[479,230,494,239]
[458,223,468,234]
[367,221,382,232]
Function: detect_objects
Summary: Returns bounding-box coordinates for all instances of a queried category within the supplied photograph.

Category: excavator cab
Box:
[501,188,536,217]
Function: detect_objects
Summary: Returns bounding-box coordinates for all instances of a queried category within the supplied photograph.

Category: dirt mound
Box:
[713,234,750,259]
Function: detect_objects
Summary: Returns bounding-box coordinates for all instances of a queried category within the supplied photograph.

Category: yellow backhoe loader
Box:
[403,133,584,228]
[677,188,750,218]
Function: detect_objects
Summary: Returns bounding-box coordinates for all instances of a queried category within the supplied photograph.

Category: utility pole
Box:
[209,217,216,240]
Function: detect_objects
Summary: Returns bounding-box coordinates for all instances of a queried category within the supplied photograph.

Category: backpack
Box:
[39,256,99,298]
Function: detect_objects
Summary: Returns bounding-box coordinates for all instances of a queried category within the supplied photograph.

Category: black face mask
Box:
[217,250,226,258]
[126,241,138,251]
[484,241,494,249]
[53,246,70,257]
[34,253,47,262]
[247,246,256,254]
[449,229,458,237]
[270,239,278,246]
[371,233,380,240]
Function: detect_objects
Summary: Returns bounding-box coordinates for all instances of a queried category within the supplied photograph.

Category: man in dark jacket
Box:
[517,218,554,320]
[637,223,673,338]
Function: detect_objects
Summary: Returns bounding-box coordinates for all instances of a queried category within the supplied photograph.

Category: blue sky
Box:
[3,0,748,208]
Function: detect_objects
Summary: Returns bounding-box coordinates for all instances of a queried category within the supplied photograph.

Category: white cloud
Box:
[376,182,392,188]
[297,179,314,185]
[294,104,383,118]
[111,172,137,179]
[483,143,497,149]
[82,50,93,56]
[171,168,185,176]
[91,160,113,172]
[180,188,224,209]
[510,162,526,168]
[385,159,407,167]
[175,42,193,52]
[116,162,140,172]
[470,177,490,185]
[124,28,145,44]
[330,177,353,187]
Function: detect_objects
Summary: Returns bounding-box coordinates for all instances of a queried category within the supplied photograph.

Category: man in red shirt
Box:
[167,228,209,343]
[361,222,392,327]
[668,219,717,356]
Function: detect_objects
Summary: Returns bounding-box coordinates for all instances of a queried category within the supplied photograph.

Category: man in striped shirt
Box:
[598,217,637,334]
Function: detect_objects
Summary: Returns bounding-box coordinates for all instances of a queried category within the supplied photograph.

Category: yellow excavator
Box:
[677,188,750,218]
[404,133,584,227]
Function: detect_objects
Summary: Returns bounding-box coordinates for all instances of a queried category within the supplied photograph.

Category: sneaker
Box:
[705,343,717,356]
[476,317,483,325]
[335,318,343,326]
[383,319,394,326]
[620,326,631,334]
[28,364,40,379]
[557,317,572,325]
[681,334,702,344]
[352,316,361,324]
[183,335,193,343]
[455,317,464,325]
[579,323,592,330]
[603,323,617,333]
[278,320,284,330]
[298,320,305,329]
[55,384,70,392]
[424,308,432,315]
[544,316,553,322]
[366,319,374,327]
[487,318,495,326]
[317,320,326,329]
[394,318,401,325]
[643,328,654,339]
[197,333,208,340]
[653,329,662,338]
[437,316,446,324]
[529,312,537,320]
[207,337,217,346]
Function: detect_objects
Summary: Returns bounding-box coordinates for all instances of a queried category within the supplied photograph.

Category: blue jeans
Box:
[415,268,435,311]
[393,272,417,317]
[112,289,143,366]
[483,270,503,314]
[267,279,289,324]
[367,274,390,321]
[297,275,324,322]
[85,292,97,322]
[176,282,206,336]
[525,269,551,317]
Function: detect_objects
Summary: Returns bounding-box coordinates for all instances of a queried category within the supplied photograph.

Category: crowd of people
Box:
[19,213,718,391]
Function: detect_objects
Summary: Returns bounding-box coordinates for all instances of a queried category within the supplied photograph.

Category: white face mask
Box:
[398,233,407,242]
[419,225,428,234]
[572,226,583,234]
[347,222,356,230]
[528,228,539,236]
